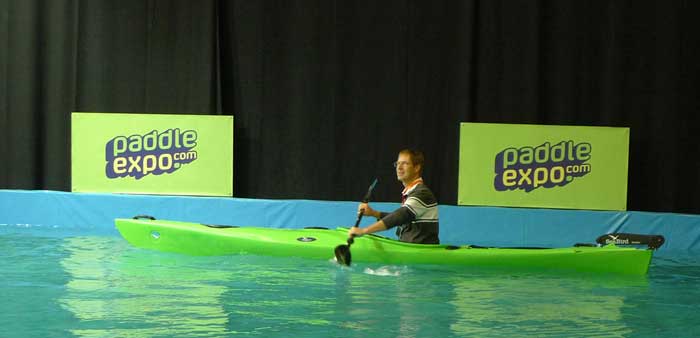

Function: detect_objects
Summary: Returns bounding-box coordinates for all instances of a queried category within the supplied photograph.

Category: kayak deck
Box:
[115,218,655,275]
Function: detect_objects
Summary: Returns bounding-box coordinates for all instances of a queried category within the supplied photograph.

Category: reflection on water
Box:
[58,236,346,337]
[59,236,232,337]
[2,233,699,338]
[445,274,644,337]
[336,264,650,338]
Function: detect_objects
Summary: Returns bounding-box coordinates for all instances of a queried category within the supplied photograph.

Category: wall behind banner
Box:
[2,1,700,213]
[71,113,233,196]
[459,123,629,211]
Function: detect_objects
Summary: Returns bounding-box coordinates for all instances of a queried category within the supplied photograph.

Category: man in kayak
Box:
[348,149,439,244]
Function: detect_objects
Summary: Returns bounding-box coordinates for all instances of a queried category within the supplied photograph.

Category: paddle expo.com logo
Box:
[493,141,592,192]
[105,129,198,179]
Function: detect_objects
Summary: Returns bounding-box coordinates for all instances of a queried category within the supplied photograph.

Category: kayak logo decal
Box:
[105,128,198,180]
[494,140,591,192]
[602,235,630,245]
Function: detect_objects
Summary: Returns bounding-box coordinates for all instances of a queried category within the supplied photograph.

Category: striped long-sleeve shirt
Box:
[380,179,439,244]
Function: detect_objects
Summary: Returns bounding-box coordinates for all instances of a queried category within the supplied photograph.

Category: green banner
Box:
[72,112,233,196]
[458,122,629,210]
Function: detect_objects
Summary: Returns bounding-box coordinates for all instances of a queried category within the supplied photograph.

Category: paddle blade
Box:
[334,244,352,266]
[362,178,378,203]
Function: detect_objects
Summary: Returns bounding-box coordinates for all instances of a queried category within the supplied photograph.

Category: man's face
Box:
[395,153,420,182]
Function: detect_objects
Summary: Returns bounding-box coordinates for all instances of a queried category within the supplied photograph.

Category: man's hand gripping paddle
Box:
[334,178,378,266]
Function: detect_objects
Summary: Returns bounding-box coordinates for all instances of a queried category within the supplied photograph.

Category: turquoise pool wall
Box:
[1,190,698,253]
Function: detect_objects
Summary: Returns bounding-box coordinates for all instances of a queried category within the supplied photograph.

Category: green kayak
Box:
[115,217,663,275]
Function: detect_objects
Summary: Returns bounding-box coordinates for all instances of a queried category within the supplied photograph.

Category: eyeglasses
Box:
[393,161,412,168]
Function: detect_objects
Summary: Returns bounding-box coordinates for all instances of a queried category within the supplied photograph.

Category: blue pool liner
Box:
[1,189,698,253]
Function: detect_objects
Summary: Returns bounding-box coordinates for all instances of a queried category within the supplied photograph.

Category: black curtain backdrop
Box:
[1,0,699,213]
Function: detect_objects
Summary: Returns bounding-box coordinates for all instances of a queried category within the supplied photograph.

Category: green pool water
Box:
[1,230,699,338]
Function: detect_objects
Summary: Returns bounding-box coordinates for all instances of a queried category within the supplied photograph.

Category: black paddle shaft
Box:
[334,179,378,265]
[348,178,378,245]
[347,210,364,245]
